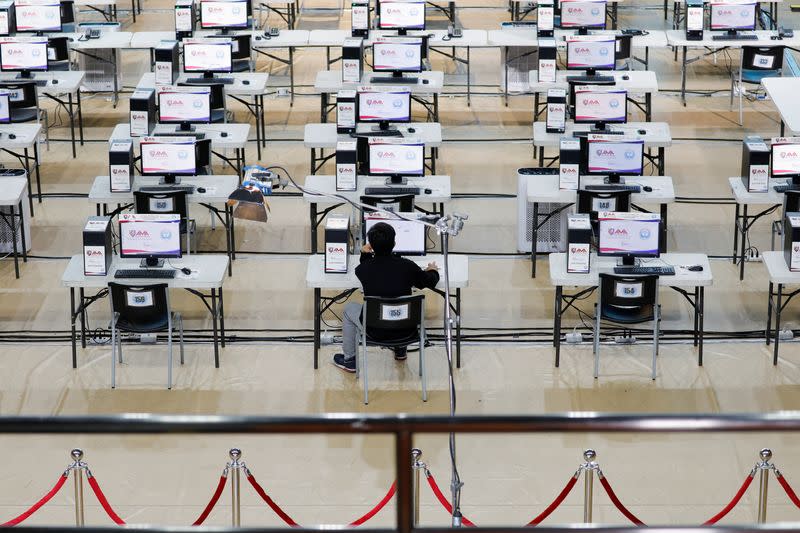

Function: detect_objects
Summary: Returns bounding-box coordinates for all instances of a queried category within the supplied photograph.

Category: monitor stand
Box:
[604,173,625,184]
[584,67,597,77]
[159,174,182,185]
[177,122,196,132]
[385,175,408,186]
[141,256,165,268]
[371,120,397,133]
[617,256,640,267]
[15,70,33,80]
[591,120,608,133]
[578,27,589,36]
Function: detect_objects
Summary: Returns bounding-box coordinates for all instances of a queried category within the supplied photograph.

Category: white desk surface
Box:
[553,29,668,49]
[527,175,675,204]
[302,174,451,204]
[74,0,119,6]
[303,123,442,149]
[0,177,27,205]
[763,77,800,135]
[487,28,540,47]
[729,177,785,205]
[549,252,714,288]
[62,254,229,289]
[89,175,239,205]
[63,31,134,50]
[487,29,667,48]
[533,122,672,148]
[0,71,85,95]
[528,70,658,94]
[110,123,251,149]
[307,29,490,47]
[315,70,445,93]
[137,72,269,97]
[674,0,781,3]
[666,29,800,48]
[306,253,468,290]
[764,251,800,284]
[129,30,311,49]
[0,124,42,149]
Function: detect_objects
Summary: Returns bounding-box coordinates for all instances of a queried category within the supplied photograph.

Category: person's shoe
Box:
[393,347,407,361]
[333,353,356,373]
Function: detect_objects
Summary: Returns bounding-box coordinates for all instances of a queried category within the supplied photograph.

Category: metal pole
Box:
[583,449,596,524]
[70,449,85,527]
[411,448,423,526]
[757,448,772,524]
[229,448,242,527]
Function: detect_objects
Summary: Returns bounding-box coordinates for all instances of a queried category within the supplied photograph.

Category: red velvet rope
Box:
[526,475,579,526]
[598,475,645,525]
[192,475,227,526]
[87,476,126,525]
[425,472,476,527]
[349,481,396,526]
[1,474,69,527]
[703,473,755,525]
[246,474,299,527]
[776,473,800,509]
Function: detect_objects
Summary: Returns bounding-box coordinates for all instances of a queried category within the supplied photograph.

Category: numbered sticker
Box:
[149,198,174,212]
[381,304,409,321]
[126,291,154,307]
[615,282,642,299]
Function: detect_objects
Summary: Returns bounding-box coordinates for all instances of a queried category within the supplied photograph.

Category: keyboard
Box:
[138,185,196,194]
[613,266,675,276]
[185,77,235,85]
[566,75,616,84]
[33,79,48,87]
[114,269,177,279]
[364,186,421,195]
[165,131,206,139]
[773,184,800,193]
[574,130,624,137]
[711,33,758,41]
[371,76,419,84]
[584,184,641,192]
[354,129,404,138]
[518,167,559,175]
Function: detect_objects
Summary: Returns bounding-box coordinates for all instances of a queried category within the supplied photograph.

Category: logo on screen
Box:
[366,98,384,106]
[624,150,636,159]
[595,148,615,157]
[377,150,395,159]
[380,48,397,56]
[167,98,184,106]
[160,230,173,240]
[192,100,203,108]
[148,150,168,159]
[609,98,620,108]
[232,5,241,13]
[190,49,206,57]
[405,151,416,160]
[177,150,189,160]
[566,6,583,14]
[639,228,651,239]
[573,46,592,55]
[591,7,601,15]
[45,10,55,18]
[409,7,419,14]
[607,227,628,236]
[215,49,225,58]
[582,98,600,106]
[405,49,415,57]
[780,150,798,159]
[128,229,151,238]
[599,47,610,56]
[327,246,344,253]
[392,99,403,108]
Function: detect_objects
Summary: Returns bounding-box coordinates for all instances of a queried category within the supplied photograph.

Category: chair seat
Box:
[232,59,251,73]
[10,108,38,123]
[211,109,226,123]
[600,302,654,324]
[48,62,70,72]
[366,328,418,348]
[115,314,169,333]
[741,68,781,84]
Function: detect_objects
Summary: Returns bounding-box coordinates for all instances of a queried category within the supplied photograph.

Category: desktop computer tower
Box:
[325,214,350,274]
[537,0,554,37]
[351,0,369,37]
[538,38,557,83]
[109,140,134,192]
[546,88,566,134]
[784,212,800,271]
[175,0,195,40]
[342,38,364,83]
[686,0,703,41]
[130,89,156,137]
[517,168,568,253]
[154,41,180,85]
[83,216,112,276]
[0,0,15,36]
[336,90,356,133]
[567,214,592,273]
[336,140,357,191]
[559,138,581,190]
[0,169,30,254]
[741,136,770,193]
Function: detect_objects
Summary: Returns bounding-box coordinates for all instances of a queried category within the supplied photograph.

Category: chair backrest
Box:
[785,190,800,215]
[108,282,169,326]
[60,0,75,24]
[576,189,631,222]
[47,36,70,62]
[360,194,415,214]
[364,294,424,331]
[599,273,658,309]
[178,81,225,110]
[615,34,632,62]
[742,46,784,71]
[0,82,37,110]
[133,190,189,219]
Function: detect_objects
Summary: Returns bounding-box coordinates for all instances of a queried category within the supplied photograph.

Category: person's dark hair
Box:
[367,222,395,255]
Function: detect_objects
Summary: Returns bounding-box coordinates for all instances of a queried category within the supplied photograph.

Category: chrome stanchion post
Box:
[69,449,86,527]
[411,448,425,526]
[756,448,773,524]
[229,448,243,527]
[582,449,598,524]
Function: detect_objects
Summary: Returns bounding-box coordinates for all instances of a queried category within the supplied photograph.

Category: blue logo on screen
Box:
[392,99,402,108]
[192,100,203,108]
[177,150,189,159]
[31,49,41,57]
[740,9,749,17]
[232,6,241,13]
[215,49,225,58]
[405,151,416,160]
[624,150,635,159]
[409,7,419,14]
[591,7,600,15]
[639,228,651,239]
[609,99,620,108]
[160,230,173,240]
[405,49,415,58]
[599,47,609,56]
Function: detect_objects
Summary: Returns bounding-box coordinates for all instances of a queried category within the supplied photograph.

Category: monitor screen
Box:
[183,40,233,73]
[358,89,411,122]
[14,0,61,32]
[0,40,48,72]
[597,212,661,258]
[364,212,426,255]
[560,0,606,29]
[378,0,425,30]
[0,91,10,123]
[372,38,423,73]
[119,213,182,259]
[368,139,424,176]
[771,142,800,178]
[710,1,756,31]
[585,137,644,175]
[566,37,615,70]
[573,87,627,124]
[200,0,248,29]
[158,87,211,125]
[140,139,197,176]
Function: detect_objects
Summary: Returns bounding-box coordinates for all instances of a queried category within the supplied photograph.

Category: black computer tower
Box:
[325,214,350,273]
[336,90,357,133]
[686,0,704,41]
[559,137,581,190]
[130,89,156,137]
[175,0,195,40]
[342,38,364,83]
[537,0,554,37]
[546,88,566,134]
[83,216,112,276]
[351,0,369,37]
[741,136,770,192]
[784,212,800,271]
[336,140,357,191]
[538,38,557,83]
[109,140,134,192]
[567,214,592,273]
[0,0,14,36]
[154,41,180,85]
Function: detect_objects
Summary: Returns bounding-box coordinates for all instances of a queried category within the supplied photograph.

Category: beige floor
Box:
[1,0,800,528]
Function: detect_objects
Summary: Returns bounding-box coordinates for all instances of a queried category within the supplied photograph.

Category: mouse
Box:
[642,185,653,192]
[621,75,629,80]
[422,79,429,84]
[255,35,262,40]
[638,129,647,135]
[243,80,250,85]
[220,132,228,137]
[196,187,206,193]
[424,188,432,194]
[181,267,192,275]
[52,79,58,84]
[8,133,15,139]
[687,265,704,272]
[407,127,415,133]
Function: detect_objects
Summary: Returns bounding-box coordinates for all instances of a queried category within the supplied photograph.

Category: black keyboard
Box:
[33,79,48,87]
[364,186,421,195]
[518,167,559,175]
[138,185,196,194]
[185,77,235,85]
[712,33,758,41]
[613,266,675,276]
[114,269,177,279]
[165,131,206,139]
[370,76,419,84]
[773,184,800,193]
[566,75,616,84]
[574,130,625,137]
[584,184,641,192]
[353,129,404,138]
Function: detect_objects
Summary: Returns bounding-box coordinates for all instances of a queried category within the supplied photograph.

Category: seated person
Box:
[334,222,440,373]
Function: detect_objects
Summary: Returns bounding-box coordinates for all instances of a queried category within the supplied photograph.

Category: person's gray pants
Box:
[342,302,363,362]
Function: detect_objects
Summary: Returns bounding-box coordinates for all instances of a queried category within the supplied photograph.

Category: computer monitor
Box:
[358,88,411,131]
[157,86,211,132]
[367,137,424,184]
[710,1,756,35]
[377,0,425,35]
[183,39,233,79]
[119,213,182,268]
[199,0,248,34]
[0,39,48,78]
[364,212,426,255]
[559,0,606,34]
[771,138,800,184]
[140,137,197,185]
[372,37,423,78]
[597,211,661,265]
[566,36,615,75]
[581,135,644,183]
[0,91,10,124]
[573,86,627,130]
[14,0,61,34]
